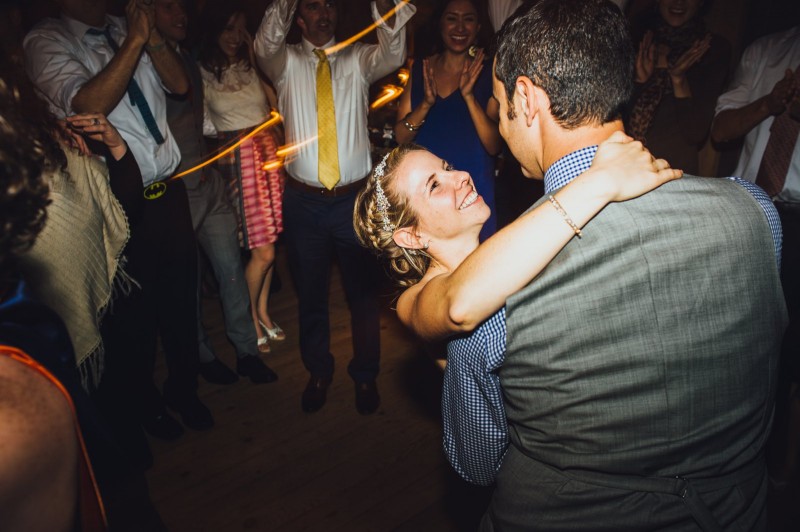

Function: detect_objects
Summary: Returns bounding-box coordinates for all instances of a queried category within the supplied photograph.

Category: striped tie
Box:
[755,110,800,197]
[314,49,340,190]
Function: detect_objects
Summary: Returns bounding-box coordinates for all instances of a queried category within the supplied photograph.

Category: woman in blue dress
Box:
[395,0,501,241]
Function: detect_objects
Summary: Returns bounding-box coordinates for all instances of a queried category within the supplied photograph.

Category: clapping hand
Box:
[668,34,712,80]
[590,131,682,203]
[422,58,438,107]
[126,0,153,47]
[767,67,800,116]
[459,47,485,100]
[635,31,656,83]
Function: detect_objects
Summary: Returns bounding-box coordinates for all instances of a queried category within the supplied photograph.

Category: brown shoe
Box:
[301,376,332,413]
[355,380,380,415]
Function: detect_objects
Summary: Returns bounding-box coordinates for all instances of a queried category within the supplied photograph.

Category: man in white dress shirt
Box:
[254,0,415,414]
[712,23,800,487]
[24,0,212,468]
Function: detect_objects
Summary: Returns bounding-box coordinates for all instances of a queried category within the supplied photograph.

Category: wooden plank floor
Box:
[146,249,492,531]
[146,246,799,531]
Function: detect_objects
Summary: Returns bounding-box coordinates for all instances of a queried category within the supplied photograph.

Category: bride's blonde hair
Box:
[354,144,432,287]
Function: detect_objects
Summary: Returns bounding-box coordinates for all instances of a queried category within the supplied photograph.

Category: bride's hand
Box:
[589,131,682,202]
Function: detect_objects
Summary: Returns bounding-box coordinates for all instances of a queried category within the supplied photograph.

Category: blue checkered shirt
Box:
[442,145,783,486]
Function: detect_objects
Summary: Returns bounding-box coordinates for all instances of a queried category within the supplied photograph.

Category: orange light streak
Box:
[171,111,282,179]
[262,160,284,171]
[324,0,411,56]
[261,136,320,171]
[370,85,402,110]
[276,136,318,158]
[396,67,409,85]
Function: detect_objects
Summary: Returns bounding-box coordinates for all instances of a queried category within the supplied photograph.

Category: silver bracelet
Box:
[402,113,425,132]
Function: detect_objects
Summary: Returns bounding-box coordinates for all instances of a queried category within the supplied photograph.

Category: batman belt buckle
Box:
[143,181,167,200]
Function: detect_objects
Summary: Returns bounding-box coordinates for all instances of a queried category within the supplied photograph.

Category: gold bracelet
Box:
[548,194,582,238]
[402,113,425,132]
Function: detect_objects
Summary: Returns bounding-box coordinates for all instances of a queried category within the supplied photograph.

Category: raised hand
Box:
[635,31,656,83]
[590,131,682,202]
[459,48,485,99]
[668,34,711,80]
[126,0,152,47]
[65,114,128,160]
[422,58,438,107]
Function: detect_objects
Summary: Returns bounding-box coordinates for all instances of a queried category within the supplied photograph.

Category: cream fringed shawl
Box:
[19,148,131,389]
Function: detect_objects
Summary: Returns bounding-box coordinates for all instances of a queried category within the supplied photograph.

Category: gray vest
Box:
[502,176,786,479]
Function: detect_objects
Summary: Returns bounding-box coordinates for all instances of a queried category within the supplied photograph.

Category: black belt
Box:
[286,175,367,197]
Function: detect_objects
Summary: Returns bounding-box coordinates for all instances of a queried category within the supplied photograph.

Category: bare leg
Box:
[245,244,275,353]
[257,263,275,327]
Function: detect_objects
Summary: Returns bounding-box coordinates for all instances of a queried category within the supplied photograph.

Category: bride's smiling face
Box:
[391,150,490,242]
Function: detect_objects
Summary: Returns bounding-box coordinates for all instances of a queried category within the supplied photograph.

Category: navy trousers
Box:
[282,184,381,383]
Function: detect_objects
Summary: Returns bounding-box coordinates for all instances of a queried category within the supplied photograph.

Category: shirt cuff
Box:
[371,0,417,35]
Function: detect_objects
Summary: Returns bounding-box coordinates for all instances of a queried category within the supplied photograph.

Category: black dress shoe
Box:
[164,392,214,431]
[199,358,239,385]
[302,376,332,413]
[141,412,184,440]
[237,355,278,384]
[355,380,380,415]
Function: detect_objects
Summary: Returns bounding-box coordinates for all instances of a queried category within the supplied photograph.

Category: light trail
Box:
[324,0,411,56]
[396,67,409,85]
[261,136,319,171]
[370,84,402,110]
[171,111,282,179]
[276,136,318,158]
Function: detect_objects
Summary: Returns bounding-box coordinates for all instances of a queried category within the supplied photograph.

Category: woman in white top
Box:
[200,1,285,354]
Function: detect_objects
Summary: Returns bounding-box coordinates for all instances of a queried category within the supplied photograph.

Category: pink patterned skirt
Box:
[217,127,284,249]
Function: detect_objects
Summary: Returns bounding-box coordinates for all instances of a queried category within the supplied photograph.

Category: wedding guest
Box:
[199,0,286,360]
[626,0,730,174]
[395,0,501,241]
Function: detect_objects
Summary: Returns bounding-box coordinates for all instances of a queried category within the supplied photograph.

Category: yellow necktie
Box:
[314,49,340,190]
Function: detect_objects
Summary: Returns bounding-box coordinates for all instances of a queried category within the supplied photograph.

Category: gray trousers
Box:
[185,169,257,361]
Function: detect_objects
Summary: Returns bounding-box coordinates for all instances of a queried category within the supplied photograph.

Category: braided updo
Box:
[354,144,431,288]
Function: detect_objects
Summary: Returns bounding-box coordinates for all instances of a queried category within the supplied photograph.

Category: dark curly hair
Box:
[495,0,634,128]
[0,53,64,287]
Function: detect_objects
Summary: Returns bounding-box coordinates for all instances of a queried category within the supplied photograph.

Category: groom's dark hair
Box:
[494,0,634,129]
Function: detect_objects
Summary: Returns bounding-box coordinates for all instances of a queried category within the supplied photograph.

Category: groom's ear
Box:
[392,226,424,250]
[515,76,539,127]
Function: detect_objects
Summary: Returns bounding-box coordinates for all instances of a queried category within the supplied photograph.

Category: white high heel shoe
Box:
[259,320,286,341]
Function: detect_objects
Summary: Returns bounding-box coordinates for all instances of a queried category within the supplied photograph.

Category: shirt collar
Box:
[61,13,118,41]
[543,146,598,193]
[301,36,337,57]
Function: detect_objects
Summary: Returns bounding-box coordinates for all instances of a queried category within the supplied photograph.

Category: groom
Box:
[483,0,787,529]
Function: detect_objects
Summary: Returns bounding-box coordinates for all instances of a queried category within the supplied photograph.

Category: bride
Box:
[353,132,681,483]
